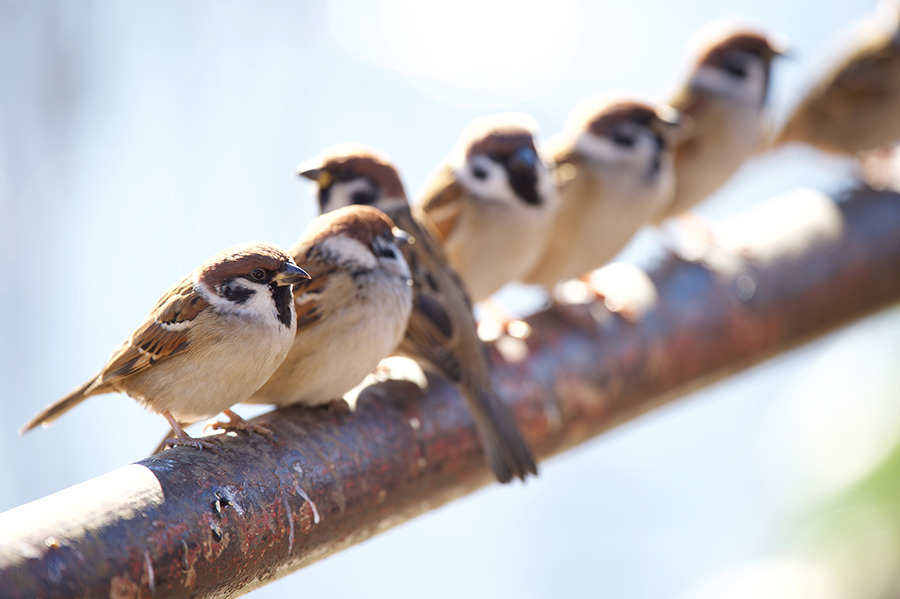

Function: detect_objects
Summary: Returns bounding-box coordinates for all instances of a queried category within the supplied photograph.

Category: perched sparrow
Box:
[21,243,310,449]
[775,7,900,156]
[247,205,414,407]
[417,113,558,302]
[660,23,786,220]
[296,143,538,483]
[524,96,682,288]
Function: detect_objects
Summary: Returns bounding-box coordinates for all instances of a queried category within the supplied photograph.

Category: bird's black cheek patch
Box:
[507,167,542,206]
[647,137,665,180]
[318,187,332,213]
[271,284,294,327]
[222,281,254,304]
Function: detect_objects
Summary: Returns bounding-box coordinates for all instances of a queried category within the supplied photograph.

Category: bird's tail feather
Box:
[19,379,97,435]
[462,378,538,483]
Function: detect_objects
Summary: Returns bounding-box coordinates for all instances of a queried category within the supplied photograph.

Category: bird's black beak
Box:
[274,262,311,286]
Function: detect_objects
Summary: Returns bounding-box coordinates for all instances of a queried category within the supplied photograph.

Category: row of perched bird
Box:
[21,10,900,485]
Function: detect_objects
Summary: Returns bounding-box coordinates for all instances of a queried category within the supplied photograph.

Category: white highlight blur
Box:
[763,312,900,507]
[328,0,580,103]
[714,187,844,262]
[686,556,840,599]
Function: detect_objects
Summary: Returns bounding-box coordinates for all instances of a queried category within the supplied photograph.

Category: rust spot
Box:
[110,574,141,599]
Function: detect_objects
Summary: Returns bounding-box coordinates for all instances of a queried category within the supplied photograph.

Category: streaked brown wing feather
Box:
[401,293,463,382]
[816,46,897,117]
[418,164,466,243]
[99,278,208,382]
[388,207,466,381]
[294,298,322,330]
[292,268,334,331]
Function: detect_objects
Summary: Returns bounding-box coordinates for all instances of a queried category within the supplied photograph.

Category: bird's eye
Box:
[352,190,376,205]
[373,238,395,259]
[611,130,636,148]
[722,56,748,79]
[472,165,488,180]
[250,268,267,281]
[374,245,395,259]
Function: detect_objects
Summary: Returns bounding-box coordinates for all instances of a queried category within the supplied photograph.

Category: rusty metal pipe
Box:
[1,184,899,598]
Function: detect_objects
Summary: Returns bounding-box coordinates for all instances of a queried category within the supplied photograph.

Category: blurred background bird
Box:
[21,243,310,450]
[417,112,558,303]
[523,96,682,291]
[775,1,900,186]
[4,2,900,598]
[661,22,786,222]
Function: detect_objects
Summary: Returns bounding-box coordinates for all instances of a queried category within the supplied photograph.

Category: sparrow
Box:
[523,96,682,288]
[417,113,558,302]
[660,22,786,220]
[246,205,414,407]
[20,243,311,450]
[296,143,538,484]
[775,6,900,157]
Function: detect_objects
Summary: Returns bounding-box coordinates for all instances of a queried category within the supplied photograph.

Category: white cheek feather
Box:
[654,154,677,200]
[452,155,520,205]
[325,179,377,211]
[319,235,377,270]
[692,57,767,106]
[373,236,412,278]
[634,134,659,165]
[238,283,281,322]
[195,276,286,328]
[193,275,215,303]
[575,133,624,164]
[378,249,412,281]
[576,129,656,167]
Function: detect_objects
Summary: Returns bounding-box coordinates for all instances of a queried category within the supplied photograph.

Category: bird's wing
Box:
[418,163,467,243]
[290,261,338,331]
[819,44,898,114]
[97,277,209,385]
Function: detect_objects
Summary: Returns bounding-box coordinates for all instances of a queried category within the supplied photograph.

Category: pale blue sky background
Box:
[2,1,898,597]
